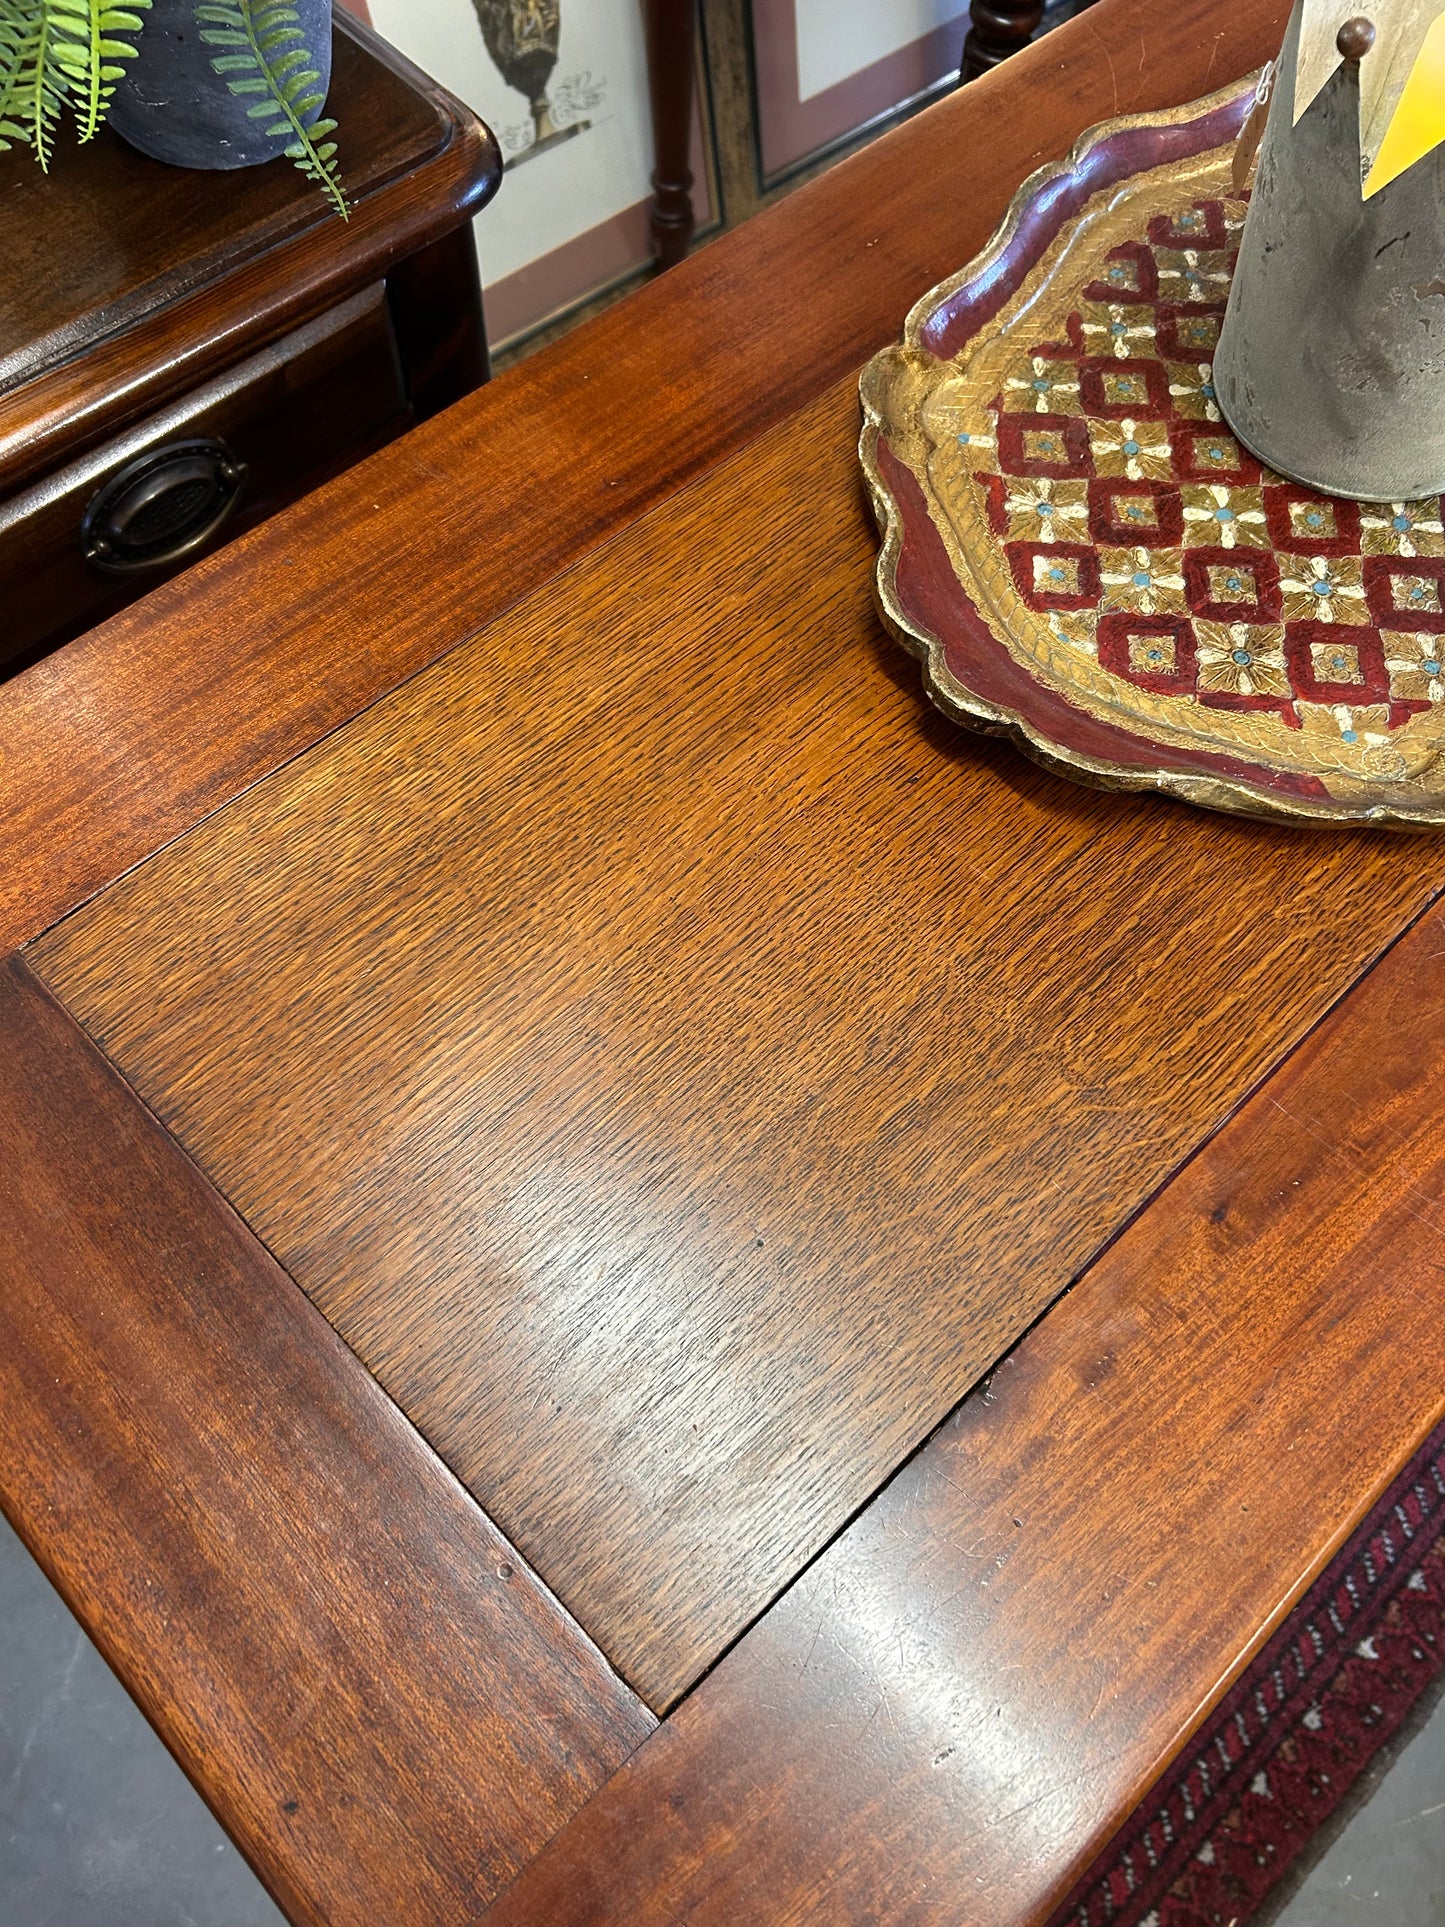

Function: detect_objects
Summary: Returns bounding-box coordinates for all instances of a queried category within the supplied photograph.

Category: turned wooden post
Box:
[961,0,1046,79]
[642,0,697,270]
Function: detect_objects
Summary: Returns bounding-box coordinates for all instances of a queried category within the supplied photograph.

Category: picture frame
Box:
[748,0,969,186]
[356,0,719,349]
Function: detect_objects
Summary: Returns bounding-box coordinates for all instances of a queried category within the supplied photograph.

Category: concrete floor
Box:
[0,1511,283,1927]
[1,1504,1441,1927]
[1272,1680,1445,1927]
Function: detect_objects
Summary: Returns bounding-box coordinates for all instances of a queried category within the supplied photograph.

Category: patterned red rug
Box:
[1049,1420,1445,1927]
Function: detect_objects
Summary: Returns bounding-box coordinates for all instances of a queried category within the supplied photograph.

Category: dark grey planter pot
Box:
[107,0,333,170]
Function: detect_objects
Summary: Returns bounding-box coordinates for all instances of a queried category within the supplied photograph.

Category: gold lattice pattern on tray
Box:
[912,161,1445,800]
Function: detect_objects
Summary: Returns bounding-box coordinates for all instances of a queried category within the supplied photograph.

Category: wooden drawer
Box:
[0,284,409,675]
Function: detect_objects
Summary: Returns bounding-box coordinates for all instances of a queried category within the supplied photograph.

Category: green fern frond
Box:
[0,0,341,211]
[47,0,150,142]
[195,0,345,215]
[26,3,70,167]
[0,0,148,160]
[0,3,41,152]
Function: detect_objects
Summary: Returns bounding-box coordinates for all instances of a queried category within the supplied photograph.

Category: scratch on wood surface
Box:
[1267,1093,1445,1236]
[959,1752,1125,1848]
[1084,19,1120,113]
[1087,1655,1117,1723]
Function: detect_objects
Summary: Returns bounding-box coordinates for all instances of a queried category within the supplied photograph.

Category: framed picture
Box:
[358,0,716,348]
[749,0,967,186]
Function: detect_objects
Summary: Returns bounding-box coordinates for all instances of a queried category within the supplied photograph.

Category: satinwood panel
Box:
[30,374,1444,1710]
[481,900,1445,1927]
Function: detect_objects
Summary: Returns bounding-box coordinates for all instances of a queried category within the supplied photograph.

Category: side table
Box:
[0,14,500,674]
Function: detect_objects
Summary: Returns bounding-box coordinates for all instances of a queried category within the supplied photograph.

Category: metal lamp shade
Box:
[1214,0,1445,501]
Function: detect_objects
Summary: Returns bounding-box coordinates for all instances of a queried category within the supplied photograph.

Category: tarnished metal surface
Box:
[1215,0,1445,501]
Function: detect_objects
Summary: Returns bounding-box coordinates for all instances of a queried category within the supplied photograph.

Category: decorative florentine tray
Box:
[861,78,1445,826]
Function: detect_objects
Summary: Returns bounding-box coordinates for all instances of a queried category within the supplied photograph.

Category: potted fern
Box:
[0,0,346,213]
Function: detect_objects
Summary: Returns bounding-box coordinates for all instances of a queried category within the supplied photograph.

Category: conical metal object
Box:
[1214,0,1445,501]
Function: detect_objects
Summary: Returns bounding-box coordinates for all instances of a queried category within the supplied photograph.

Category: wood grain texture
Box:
[32,373,1445,1710]
[0,0,1288,955]
[0,15,499,496]
[0,953,652,1927]
[479,899,1445,1927]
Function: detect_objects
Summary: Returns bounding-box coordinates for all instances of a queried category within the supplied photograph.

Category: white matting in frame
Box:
[752,0,968,182]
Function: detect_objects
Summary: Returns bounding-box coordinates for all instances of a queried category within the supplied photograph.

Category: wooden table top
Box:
[5,0,1445,1922]
[29,376,1445,1712]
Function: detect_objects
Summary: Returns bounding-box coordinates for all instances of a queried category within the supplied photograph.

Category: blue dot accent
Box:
[957,433,971,445]
[1215,506,1235,521]
[1394,514,1412,531]
[1425,659,1441,675]
[1133,571,1152,587]
[1342,729,1359,742]
[1232,648,1253,665]
[1122,440,1140,456]
[1110,322,1128,336]
[1048,567,1065,582]
[1305,511,1324,529]
[1226,576,1244,593]
[1201,382,1216,398]
[1147,648,1163,662]
[1037,501,1054,515]
[1032,377,1050,391]
[1312,579,1332,595]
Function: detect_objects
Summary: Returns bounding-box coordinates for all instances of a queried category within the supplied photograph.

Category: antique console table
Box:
[2,0,1442,1922]
[0,12,499,674]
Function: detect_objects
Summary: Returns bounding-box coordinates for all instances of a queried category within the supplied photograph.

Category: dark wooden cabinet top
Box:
[0,14,500,491]
[1,28,440,388]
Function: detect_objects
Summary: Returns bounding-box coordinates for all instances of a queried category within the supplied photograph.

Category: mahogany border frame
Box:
[9,857,1443,1927]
